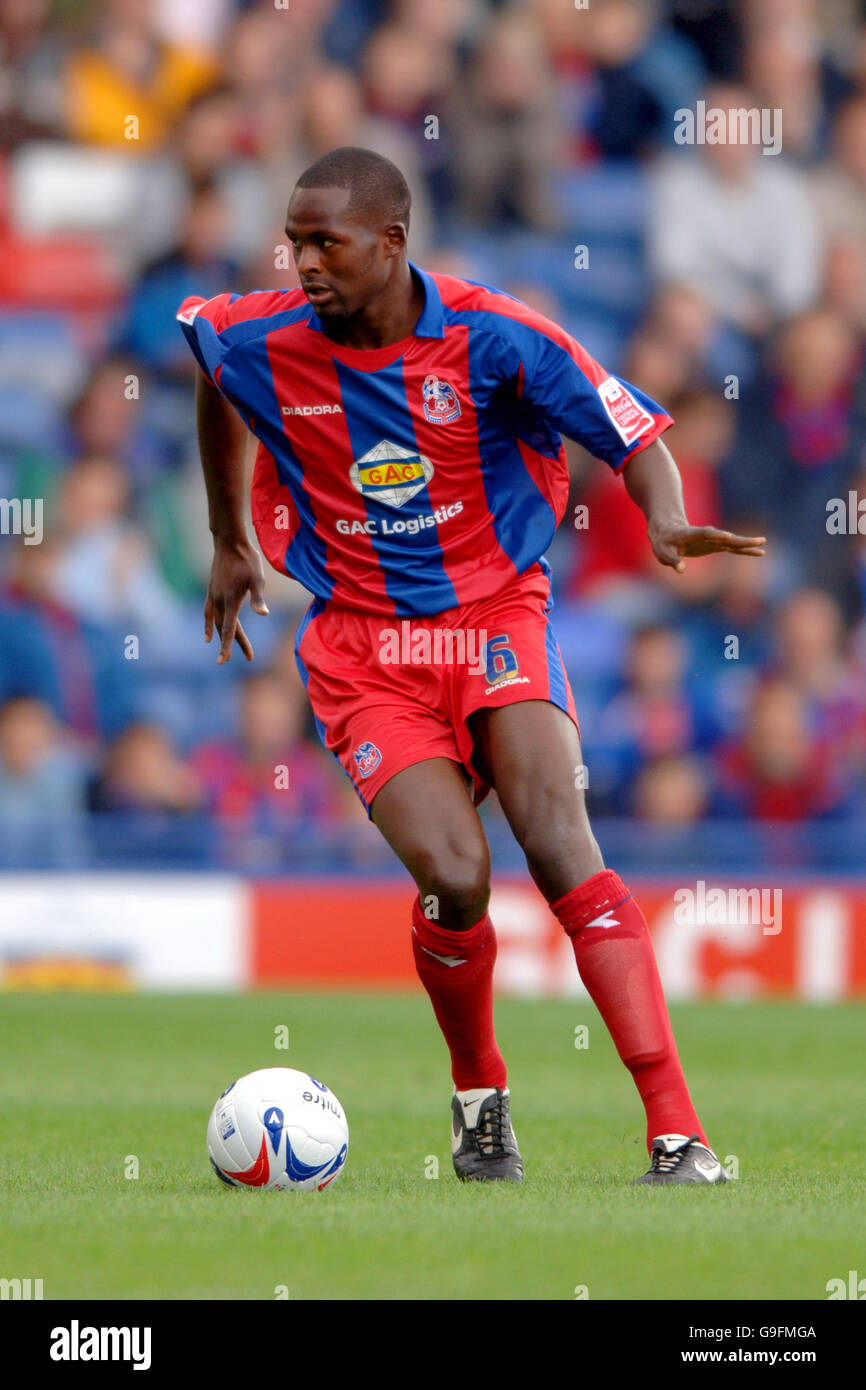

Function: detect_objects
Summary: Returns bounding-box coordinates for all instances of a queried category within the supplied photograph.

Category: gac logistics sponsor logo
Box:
[422,374,462,425]
[281,402,343,416]
[350,439,434,508]
[597,377,654,445]
[336,501,463,536]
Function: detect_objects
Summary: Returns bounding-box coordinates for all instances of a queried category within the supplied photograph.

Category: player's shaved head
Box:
[286,147,423,337]
[294,146,411,231]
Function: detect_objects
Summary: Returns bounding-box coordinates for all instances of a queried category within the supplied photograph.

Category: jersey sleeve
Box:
[176,291,240,388]
[495,313,673,472]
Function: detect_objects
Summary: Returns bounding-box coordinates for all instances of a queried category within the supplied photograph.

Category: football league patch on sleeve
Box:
[597,377,655,446]
[176,296,206,326]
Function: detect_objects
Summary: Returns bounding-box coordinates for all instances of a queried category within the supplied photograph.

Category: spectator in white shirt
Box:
[648,82,822,335]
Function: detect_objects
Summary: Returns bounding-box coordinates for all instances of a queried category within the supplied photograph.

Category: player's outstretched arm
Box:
[196,367,269,664]
[623,437,766,572]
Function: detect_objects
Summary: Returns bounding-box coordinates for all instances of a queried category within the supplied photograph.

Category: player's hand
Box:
[205,537,269,664]
[648,521,766,573]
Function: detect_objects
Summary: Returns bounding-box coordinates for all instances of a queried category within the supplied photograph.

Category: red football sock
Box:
[552,869,708,1152]
[411,897,506,1091]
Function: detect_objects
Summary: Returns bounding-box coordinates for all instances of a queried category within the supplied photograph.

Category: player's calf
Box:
[553,869,711,1152]
[373,760,511,1156]
[411,896,506,1091]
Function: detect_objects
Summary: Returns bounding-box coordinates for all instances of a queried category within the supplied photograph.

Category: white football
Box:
[207,1067,349,1192]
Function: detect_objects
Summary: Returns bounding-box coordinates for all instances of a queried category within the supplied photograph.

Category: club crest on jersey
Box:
[350,439,434,509]
[353,741,382,778]
[422,374,461,425]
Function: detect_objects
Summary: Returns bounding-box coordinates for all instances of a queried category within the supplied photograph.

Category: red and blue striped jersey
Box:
[177,264,672,618]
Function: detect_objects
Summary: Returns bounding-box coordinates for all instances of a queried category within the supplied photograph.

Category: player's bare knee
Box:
[415,845,490,929]
[428,866,490,929]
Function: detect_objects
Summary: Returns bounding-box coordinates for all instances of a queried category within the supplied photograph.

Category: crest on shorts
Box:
[422,374,461,425]
[353,741,382,778]
[350,440,434,509]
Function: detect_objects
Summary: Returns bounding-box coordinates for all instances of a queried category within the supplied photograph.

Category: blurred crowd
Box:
[1,0,866,868]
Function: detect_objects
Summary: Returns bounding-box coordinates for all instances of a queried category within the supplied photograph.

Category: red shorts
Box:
[294,562,578,815]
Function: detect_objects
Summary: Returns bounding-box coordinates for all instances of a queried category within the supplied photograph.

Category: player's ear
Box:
[382,221,408,258]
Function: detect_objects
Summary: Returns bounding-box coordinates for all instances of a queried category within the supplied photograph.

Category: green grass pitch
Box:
[1,992,864,1300]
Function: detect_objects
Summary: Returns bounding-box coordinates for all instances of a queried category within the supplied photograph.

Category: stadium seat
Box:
[0,311,84,406]
[0,383,63,452]
[0,233,124,311]
[555,165,649,248]
[10,142,141,238]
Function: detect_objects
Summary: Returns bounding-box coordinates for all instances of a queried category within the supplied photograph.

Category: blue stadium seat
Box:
[0,383,63,451]
[0,311,82,403]
[554,165,649,248]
